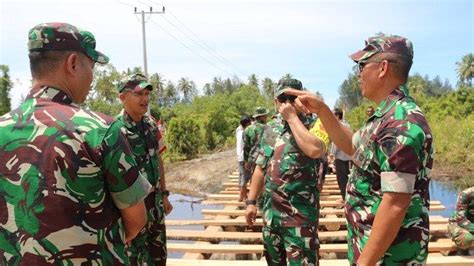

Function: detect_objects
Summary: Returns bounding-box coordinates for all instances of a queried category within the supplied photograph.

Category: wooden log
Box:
[167,224,450,242]
[201,208,346,217]
[166,216,448,227]
[167,256,474,266]
[168,240,460,254]
[206,194,342,201]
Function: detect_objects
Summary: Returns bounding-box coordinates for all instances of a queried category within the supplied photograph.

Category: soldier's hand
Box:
[284,88,325,114]
[245,204,257,227]
[279,102,297,122]
[163,196,173,215]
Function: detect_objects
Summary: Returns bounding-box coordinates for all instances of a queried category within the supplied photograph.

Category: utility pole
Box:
[134,6,165,77]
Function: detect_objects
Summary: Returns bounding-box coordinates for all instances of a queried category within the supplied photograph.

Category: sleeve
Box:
[254,128,272,170]
[243,127,251,162]
[377,120,426,194]
[155,126,167,154]
[236,129,244,161]
[309,119,330,154]
[101,121,152,209]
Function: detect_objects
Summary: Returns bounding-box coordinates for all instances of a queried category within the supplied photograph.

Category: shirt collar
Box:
[27,86,78,107]
[371,84,409,119]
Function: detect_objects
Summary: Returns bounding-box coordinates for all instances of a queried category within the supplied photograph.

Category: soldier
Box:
[241,106,268,201]
[245,78,327,265]
[116,73,173,265]
[0,23,151,265]
[236,115,252,202]
[366,106,375,117]
[285,34,434,265]
[448,187,474,250]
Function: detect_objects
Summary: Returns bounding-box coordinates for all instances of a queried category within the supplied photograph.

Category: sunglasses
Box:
[276,94,297,103]
[355,59,397,73]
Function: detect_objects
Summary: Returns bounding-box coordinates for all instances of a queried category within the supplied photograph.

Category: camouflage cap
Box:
[350,34,413,62]
[253,107,268,118]
[28,22,109,64]
[275,78,303,97]
[118,73,153,93]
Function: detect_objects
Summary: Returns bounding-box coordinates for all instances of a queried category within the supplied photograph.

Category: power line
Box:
[148,18,235,77]
[147,0,246,76]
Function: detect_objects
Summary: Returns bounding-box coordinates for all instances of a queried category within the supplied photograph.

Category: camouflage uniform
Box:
[0,22,151,266]
[243,107,268,171]
[448,187,474,249]
[116,75,168,265]
[347,35,434,265]
[255,79,324,266]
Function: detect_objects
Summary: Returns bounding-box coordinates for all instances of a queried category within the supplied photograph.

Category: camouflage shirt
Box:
[449,187,474,232]
[0,86,151,265]
[115,111,167,225]
[243,121,266,164]
[346,85,433,264]
[255,114,322,227]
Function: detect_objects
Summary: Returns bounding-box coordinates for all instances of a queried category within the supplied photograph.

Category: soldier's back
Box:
[0,86,133,265]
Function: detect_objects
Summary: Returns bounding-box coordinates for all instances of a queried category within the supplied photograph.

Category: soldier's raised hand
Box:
[284,88,325,114]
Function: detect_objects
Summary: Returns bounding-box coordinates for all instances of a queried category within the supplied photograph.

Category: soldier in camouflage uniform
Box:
[448,187,474,249]
[241,107,268,201]
[245,78,327,266]
[116,74,173,265]
[284,34,434,265]
[0,23,151,265]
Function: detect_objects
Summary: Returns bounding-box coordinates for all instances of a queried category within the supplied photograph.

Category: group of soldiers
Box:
[0,21,472,266]
[0,23,172,265]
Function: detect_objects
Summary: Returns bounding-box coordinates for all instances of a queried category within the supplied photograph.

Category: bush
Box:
[166,117,201,159]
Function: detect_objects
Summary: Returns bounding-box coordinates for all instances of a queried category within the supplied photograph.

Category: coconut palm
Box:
[456,53,474,86]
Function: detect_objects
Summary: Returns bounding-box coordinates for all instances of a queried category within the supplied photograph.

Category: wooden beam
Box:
[167,240,459,254]
[167,256,474,266]
[206,194,342,201]
[166,216,448,227]
[201,208,346,217]
[167,223,450,242]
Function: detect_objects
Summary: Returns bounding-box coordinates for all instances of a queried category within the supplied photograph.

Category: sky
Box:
[1,0,473,108]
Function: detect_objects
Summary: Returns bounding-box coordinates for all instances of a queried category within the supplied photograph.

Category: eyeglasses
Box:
[355,59,397,74]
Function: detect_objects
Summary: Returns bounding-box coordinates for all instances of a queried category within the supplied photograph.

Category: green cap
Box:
[275,78,303,97]
[117,73,153,93]
[253,107,268,118]
[28,22,109,64]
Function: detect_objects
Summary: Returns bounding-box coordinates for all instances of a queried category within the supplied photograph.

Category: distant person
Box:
[284,34,433,265]
[245,78,327,265]
[236,115,252,201]
[448,187,474,250]
[366,106,375,117]
[330,108,352,201]
[0,22,150,264]
[116,73,173,265]
[242,107,268,200]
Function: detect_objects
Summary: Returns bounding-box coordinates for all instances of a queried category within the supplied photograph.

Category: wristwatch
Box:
[162,190,170,197]
[245,199,257,206]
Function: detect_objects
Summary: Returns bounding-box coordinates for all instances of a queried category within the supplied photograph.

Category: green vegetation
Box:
[0,65,12,116]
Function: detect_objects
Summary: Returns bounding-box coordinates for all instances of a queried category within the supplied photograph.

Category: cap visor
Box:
[95,50,109,64]
[350,50,366,62]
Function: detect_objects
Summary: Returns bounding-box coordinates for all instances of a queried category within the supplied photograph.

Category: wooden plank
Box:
[167,256,474,266]
[201,208,345,217]
[166,216,448,227]
[200,200,446,211]
[167,224,450,242]
[219,189,341,195]
[168,240,460,254]
[207,194,342,201]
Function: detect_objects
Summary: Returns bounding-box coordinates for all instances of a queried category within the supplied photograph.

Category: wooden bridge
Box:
[166,172,474,265]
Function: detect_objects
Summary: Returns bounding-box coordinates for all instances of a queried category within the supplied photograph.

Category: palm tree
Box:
[456,53,474,86]
[149,73,165,106]
[261,77,275,99]
[248,74,259,88]
[178,77,197,103]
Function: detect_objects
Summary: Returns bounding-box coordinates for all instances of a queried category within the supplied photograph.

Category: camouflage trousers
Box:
[127,222,167,266]
[448,223,474,250]
[262,226,319,266]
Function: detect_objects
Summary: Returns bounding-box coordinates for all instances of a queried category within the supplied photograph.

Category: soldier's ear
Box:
[65,53,79,76]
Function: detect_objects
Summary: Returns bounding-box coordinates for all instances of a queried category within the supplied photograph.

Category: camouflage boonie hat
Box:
[275,78,303,97]
[350,34,413,62]
[28,22,109,64]
[253,107,269,118]
[118,73,153,93]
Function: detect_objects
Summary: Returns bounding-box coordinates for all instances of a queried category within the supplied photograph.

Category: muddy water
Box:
[166,180,461,259]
